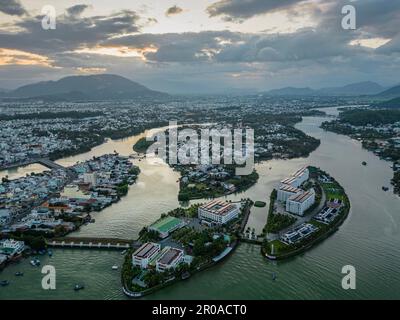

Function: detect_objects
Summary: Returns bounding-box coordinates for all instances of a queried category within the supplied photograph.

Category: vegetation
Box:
[0,111,104,121]
[254,201,266,207]
[339,109,400,126]
[392,171,400,195]
[263,189,297,234]
[133,137,156,153]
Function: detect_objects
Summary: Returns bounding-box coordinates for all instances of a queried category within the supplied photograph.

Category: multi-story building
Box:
[280,167,309,188]
[198,200,240,225]
[83,172,98,187]
[132,242,161,269]
[286,189,316,216]
[277,184,302,202]
[156,246,184,272]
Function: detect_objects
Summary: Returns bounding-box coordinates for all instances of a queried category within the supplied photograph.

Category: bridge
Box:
[46,237,142,251]
[36,158,66,170]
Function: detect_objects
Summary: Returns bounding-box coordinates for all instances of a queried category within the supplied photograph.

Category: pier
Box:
[46,237,141,251]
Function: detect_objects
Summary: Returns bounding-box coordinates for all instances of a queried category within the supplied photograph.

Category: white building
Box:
[277,184,302,202]
[83,172,98,186]
[286,189,316,216]
[156,246,184,272]
[280,167,309,188]
[198,200,240,225]
[0,239,25,256]
[132,242,161,269]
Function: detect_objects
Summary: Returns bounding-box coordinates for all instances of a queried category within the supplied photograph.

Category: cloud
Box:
[0,9,142,55]
[0,0,27,16]
[66,4,90,18]
[0,48,53,67]
[207,0,305,20]
[165,5,183,17]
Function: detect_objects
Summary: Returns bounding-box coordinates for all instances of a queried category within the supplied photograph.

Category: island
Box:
[261,166,350,260]
[121,199,252,297]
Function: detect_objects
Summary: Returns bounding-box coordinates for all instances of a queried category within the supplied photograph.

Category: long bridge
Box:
[46,237,142,251]
[36,158,66,170]
[0,158,66,171]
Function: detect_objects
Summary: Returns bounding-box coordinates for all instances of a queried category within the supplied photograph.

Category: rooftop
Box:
[289,190,314,203]
[200,200,237,216]
[133,242,159,259]
[158,247,183,265]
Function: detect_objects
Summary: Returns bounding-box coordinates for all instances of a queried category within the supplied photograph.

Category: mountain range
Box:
[1,74,168,101]
[265,81,386,97]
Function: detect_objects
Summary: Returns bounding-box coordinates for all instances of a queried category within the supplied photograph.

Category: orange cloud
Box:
[0,48,53,67]
[74,45,157,60]
[76,67,107,74]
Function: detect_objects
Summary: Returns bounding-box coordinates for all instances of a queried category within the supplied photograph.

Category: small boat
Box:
[48,250,53,257]
[112,265,118,270]
[74,284,85,291]
[272,272,277,281]
[30,258,40,267]
[121,250,127,255]
[362,161,367,166]
[0,280,10,287]
[382,186,389,192]
[15,272,24,277]
[181,272,191,280]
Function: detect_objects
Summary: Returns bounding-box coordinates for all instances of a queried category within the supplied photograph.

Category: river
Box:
[1,107,399,300]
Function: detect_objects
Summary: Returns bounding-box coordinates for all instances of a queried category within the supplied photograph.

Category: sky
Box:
[0,0,399,93]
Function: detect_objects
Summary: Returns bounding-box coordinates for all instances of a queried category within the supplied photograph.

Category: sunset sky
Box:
[0,0,399,93]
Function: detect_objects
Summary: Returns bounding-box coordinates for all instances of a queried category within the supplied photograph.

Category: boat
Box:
[272,272,277,281]
[15,272,24,277]
[121,250,127,255]
[382,186,389,192]
[74,284,85,291]
[112,265,118,270]
[362,161,367,166]
[30,258,40,267]
[181,272,191,280]
[48,250,53,257]
[0,280,10,287]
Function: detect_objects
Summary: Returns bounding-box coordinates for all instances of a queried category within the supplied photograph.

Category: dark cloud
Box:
[0,10,142,54]
[165,5,183,17]
[207,0,304,20]
[66,4,90,18]
[0,0,27,16]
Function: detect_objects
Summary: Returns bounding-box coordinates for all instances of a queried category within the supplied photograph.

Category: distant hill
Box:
[318,81,384,96]
[374,97,400,109]
[4,74,169,101]
[376,85,400,99]
[265,87,316,96]
[265,81,385,97]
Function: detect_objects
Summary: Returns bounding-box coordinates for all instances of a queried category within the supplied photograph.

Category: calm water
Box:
[1,107,399,300]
